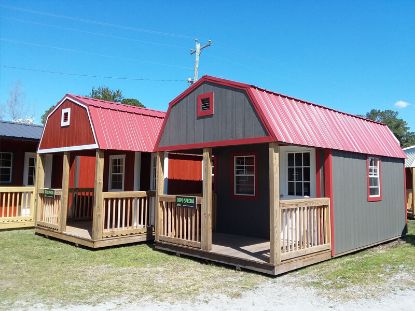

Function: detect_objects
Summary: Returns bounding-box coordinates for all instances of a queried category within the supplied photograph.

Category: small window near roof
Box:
[61,108,71,127]
[197,92,214,117]
[367,157,382,202]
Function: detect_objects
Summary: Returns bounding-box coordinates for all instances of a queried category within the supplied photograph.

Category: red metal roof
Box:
[68,94,165,152]
[163,76,405,159]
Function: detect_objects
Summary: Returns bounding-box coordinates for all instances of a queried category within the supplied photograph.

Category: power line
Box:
[1,65,187,82]
[3,17,187,49]
[0,38,192,70]
[0,4,194,39]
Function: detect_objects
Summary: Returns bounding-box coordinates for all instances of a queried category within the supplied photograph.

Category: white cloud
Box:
[394,100,410,109]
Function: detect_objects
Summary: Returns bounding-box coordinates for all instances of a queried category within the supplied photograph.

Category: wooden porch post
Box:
[155,152,165,242]
[92,150,104,241]
[59,151,70,233]
[269,143,281,265]
[34,154,45,225]
[201,148,213,251]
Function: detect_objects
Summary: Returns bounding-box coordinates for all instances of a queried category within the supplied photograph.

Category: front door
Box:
[280,146,316,199]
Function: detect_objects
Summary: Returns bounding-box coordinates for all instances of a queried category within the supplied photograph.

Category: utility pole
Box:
[189,39,212,84]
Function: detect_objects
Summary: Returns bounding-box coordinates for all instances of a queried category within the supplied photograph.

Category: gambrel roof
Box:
[159,75,405,158]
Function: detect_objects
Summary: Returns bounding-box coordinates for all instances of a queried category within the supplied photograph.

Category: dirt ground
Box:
[24,274,414,311]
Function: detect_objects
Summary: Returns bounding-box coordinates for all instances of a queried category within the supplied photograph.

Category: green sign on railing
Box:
[176,196,197,208]
[44,188,55,198]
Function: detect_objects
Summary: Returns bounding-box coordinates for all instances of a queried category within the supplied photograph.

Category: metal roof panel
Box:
[0,120,43,140]
[68,95,165,152]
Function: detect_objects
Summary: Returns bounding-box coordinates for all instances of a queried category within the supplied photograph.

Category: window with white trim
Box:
[0,152,13,184]
[287,152,311,196]
[24,153,36,186]
[368,157,381,198]
[109,155,125,191]
[61,108,71,127]
[234,155,255,196]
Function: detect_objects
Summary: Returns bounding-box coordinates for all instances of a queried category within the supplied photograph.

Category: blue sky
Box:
[0,0,414,130]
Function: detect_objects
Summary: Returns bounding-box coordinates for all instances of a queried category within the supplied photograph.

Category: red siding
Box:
[168,154,202,194]
[78,156,96,188]
[39,100,95,150]
[0,138,38,186]
[69,155,95,188]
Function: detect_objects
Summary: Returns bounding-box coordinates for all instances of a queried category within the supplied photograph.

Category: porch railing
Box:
[102,191,155,238]
[158,194,202,248]
[280,198,331,261]
[37,189,62,231]
[68,188,94,221]
[0,187,35,227]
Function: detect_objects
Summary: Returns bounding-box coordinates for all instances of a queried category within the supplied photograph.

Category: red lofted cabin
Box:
[0,121,43,229]
[35,94,201,248]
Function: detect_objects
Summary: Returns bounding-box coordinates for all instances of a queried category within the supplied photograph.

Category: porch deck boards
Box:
[156,232,332,275]
[36,220,153,248]
[64,221,92,240]
[212,233,270,263]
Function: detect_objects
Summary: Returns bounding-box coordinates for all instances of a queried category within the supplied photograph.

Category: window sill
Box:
[368,196,382,202]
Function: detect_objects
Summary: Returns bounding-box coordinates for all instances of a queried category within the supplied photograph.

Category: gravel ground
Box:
[25,274,415,311]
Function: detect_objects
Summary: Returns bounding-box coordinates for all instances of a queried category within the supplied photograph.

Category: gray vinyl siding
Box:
[159,82,268,147]
[332,150,406,255]
[214,144,270,239]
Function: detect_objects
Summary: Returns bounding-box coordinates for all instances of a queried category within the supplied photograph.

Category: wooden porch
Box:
[153,145,333,275]
[155,195,331,275]
[34,151,155,248]
[0,186,36,229]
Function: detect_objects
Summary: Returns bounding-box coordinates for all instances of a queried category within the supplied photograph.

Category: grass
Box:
[0,231,264,308]
[1,221,415,307]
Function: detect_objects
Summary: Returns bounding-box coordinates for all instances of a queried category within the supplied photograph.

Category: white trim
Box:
[23,152,37,186]
[133,152,141,191]
[60,108,71,127]
[108,154,125,192]
[368,157,381,198]
[150,153,157,191]
[280,146,316,199]
[44,154,53,188]
[0,152,13,184]
[38,95,99,152]
[164,152,169,193]
[403,145,415,151]
[38,144,98,154]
